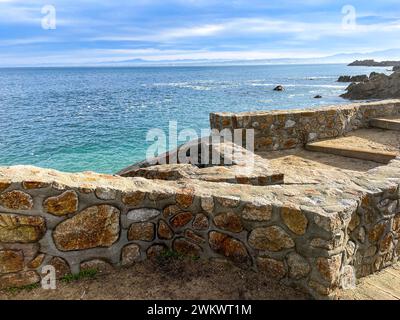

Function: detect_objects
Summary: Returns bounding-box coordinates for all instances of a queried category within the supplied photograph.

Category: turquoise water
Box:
[0,64,390,174]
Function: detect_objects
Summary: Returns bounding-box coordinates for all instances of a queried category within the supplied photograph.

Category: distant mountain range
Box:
[97,48,400,67]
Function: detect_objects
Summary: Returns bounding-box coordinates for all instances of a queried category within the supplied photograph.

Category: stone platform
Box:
[1,100,400,299]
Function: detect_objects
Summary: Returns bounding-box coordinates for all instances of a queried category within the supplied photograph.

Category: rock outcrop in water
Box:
[337,75,368,82]
[348,59,400,67]
[273,85,284,91]
[341,71,400,100]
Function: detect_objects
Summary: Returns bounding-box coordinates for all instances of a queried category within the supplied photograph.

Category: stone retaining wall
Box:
[0,161,399,299]
[210,100,400,151]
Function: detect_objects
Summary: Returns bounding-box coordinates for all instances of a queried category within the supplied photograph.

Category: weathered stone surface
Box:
[173,238,202,257]
[215,196,240,208]
[22,181,49,189]
[287,252,311,279]
[157,220,173,240]
[0,181,11,192]
[44,190,78,216]
[316,254,342,284]
[81,259,113,274]
[393,214,400,234]
[184,230,205,244]
[0,250,24,274]
[0,213,45,243]
[128,222,155,242]
[213,212,243,233]
[95,188,117,200]
[257,257,286,279]
[121,191,146,206]
[0,190,33,210]
[248,226,295,252]
[368,221,387,243]
[146,244,167,259]
[200,196,214,214]
[192,214,209,230]
[163,205,181,219]
[209,231,249,264]
[170,212,193,229]
[49,256,71,278]
[348,212,360,232]
[53,205,120,251]
[27,254,45,269]
[127,208,160,222]
[0,271,40,289]
[121,244,141,266]
[379,233,394,253]
[281,207,308,235]
[176,188,194,208]
[242,203,272,221]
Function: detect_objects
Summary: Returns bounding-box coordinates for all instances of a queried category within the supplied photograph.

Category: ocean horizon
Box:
[0,63,391,174]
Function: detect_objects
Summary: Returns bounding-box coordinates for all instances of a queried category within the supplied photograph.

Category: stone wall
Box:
[210,100,400,151]
[0,161,399,299]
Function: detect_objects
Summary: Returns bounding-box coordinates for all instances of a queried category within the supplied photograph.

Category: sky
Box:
[0,0,399,66]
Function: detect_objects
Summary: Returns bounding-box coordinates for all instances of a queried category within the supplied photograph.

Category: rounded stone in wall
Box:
[53,205,120,251]
[286,252,311,280]
[81,259,114,274]
[173,238,202,258]
[49,256,71,279]
[0,190,33,210]
[248,226,295,252]
[208,231,250,265]
[213,212,243,233]
[43,190,79,216]
[128,222,155,242]
[157,220,173,240]
[146,244,167,259]
[257,257,287,279]
[121,244,141,266]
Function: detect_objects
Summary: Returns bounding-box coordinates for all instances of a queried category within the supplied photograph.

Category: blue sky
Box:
[0,0,399,66]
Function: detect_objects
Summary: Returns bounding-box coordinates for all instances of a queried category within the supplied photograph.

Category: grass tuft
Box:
[61,269,98,283]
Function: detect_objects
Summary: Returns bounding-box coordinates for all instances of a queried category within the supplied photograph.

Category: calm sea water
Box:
[0,64,391,174]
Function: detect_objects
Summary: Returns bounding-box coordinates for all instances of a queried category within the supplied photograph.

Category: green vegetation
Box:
[60,269,98,283]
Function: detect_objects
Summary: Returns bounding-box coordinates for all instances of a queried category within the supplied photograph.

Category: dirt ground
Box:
[0,259,309,300]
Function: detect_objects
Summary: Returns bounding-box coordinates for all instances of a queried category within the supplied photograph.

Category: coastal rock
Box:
[341,71,400,100]
[337,75,368,82]
[273,85,284,91]
[314,95,322,99]
[53,205,120,251]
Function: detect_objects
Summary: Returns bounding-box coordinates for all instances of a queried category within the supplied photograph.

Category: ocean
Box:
[0,64,391,174]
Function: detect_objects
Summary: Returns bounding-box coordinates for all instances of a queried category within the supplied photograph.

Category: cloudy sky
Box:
[0,0,399,66]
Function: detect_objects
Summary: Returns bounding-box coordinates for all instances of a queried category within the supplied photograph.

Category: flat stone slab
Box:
[340,264,400,300]
[370,117,400,131]
[306,128,399,164]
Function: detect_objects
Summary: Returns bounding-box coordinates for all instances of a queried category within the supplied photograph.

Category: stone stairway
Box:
[370,117,400,131]
[306,127,400,164]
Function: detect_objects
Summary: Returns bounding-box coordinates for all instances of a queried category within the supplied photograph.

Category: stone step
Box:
[370,118,400,131]
[306,128,399,164]
[306,143,397,164]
